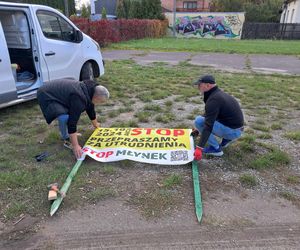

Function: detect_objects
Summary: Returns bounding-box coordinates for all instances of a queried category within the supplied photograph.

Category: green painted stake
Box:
[50,159,84,216]
[192,160,203,222]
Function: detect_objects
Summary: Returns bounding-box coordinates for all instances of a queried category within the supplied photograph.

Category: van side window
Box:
[37,11,75,42]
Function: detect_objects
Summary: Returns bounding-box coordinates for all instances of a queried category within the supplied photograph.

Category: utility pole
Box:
[64,0,69,17]
[173,0,176,37]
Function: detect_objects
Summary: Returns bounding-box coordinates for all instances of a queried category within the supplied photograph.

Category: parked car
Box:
[90,14,117,21]
[0,1,105,109]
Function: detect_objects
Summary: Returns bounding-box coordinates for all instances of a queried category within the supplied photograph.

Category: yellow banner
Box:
[83,128,194,165]
[85,128,192,150]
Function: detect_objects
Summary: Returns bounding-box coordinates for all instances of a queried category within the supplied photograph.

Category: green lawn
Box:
[0,60,299,222]
[107,37,300,55]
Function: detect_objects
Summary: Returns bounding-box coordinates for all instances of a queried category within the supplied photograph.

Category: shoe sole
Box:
[204,151,224,157]
[63,143,73,150]
[221,139,237,148]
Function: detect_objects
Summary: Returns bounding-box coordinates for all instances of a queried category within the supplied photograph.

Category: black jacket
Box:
[37,79,97,134]
[198,86,244,148]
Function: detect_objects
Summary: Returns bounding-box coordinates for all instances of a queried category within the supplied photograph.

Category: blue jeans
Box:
[57,114,69,140]
[194,116,243,149]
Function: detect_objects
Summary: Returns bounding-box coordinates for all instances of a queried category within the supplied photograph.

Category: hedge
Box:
[71,18,169,47]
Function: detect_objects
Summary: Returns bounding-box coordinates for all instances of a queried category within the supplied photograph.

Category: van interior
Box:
[0,10,37,91]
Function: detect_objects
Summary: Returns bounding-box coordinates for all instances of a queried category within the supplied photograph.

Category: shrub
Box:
[71,17,168,47]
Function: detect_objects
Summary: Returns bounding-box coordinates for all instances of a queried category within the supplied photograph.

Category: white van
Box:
[0,1,105,109]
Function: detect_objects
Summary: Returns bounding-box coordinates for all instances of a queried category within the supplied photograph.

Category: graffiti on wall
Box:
[165,13,245,39]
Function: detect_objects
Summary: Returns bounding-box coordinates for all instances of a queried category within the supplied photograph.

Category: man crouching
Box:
[37,79,109,159]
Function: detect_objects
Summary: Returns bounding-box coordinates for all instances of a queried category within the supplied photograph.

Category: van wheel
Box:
[80,62,94,81]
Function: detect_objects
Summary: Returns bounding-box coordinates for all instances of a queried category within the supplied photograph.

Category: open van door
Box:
[0,22,17,105]
[35,10,83,80]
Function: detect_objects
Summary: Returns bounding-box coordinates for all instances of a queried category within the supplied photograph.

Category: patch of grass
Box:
[257,133,272,139]
[279,191,300,208]
[45,130,61,144]
[271,123,283,130]
[186,114,195,120]
[174,96,186,102]
[287,175,300,184]
[108,37,300,55]
[250,148,290,170]
[155,113,176,123]
[143,103,162,112]
[191,108,201,116]
[238,134,256,152]
[102,165,117,175]
[98,116,107,123]
[137,92,152,102]
[108,109,121,118]
[239,141,255,152]
[1,60,300,222]
[150,61,169,66]
[284,131,300,141]
[163,174,183,188]
[257,109,270,115]
[245,128,255,134]
[135,111,151,123]
[4,202,27,220]
[151,89,170,100]
[173,122,191,129]
[190,98,202,104]
[135,87,172,103]
[239,174,258,188]
[179,88,198,98]
[251,124,270,132]
[186,107,201,120]
[164,100,173,107]
[241,134,256,143]
[118,106,134,113]
[111,120,139,128]
[86,187,116,203]
[130,189,179,218]
[178,60,193,67]
[256,119,266,125]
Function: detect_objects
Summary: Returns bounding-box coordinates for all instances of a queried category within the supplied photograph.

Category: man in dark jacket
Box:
[192,75,244,160]
[37,79,109,159]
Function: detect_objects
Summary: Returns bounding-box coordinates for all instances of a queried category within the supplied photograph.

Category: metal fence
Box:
[242,22,300,40]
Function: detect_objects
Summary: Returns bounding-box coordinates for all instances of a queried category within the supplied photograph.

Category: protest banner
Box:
[82,128,194,165]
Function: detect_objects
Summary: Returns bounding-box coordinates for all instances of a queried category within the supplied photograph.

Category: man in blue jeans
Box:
[192,75,244,160]
[37,79,109,159]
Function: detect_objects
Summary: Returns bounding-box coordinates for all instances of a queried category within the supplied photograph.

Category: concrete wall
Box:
[165,12,245,39]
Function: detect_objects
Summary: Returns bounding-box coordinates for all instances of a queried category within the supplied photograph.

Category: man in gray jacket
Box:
[37,79,109,159]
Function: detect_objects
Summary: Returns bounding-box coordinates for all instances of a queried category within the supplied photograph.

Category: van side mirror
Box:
[75,30,83,43]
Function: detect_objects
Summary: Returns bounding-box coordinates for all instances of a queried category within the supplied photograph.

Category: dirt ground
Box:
[1,187,300,249]
[1,52,300,249]
[1,115,300,249]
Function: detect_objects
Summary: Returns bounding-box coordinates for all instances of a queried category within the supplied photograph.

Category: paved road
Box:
[103,50,300,75]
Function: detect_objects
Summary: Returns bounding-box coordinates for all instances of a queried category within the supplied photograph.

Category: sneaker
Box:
[203,146,224,156]
[220,138,236,148]
[63,139,73,150]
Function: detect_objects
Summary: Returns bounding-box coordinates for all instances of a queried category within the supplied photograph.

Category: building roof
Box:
[94,0,117,15]
[162,6,172,13]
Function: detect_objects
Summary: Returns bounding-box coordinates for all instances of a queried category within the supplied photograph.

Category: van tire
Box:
[80,62,94,81]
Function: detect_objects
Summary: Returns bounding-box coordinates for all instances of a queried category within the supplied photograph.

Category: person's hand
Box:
[194,146,203,161]
[191,128,200,137]
[73,144,82,159]
[91,119,100,129]
[93,122,100,128]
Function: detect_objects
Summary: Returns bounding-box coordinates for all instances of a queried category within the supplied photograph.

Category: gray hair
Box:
[94,85,110,100]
